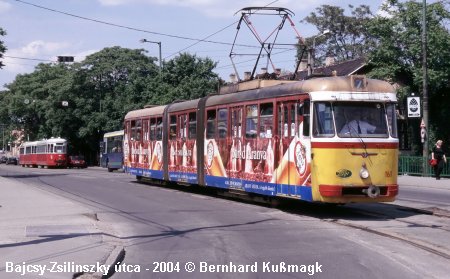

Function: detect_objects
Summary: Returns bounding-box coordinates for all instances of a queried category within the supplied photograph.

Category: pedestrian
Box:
[431,140,447,180]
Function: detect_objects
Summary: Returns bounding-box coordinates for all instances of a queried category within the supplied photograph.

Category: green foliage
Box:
[368,0,450,150]
[0,47,219,163]
[301,5,375,63]
[162,53,219,102]
[0,27,6,69]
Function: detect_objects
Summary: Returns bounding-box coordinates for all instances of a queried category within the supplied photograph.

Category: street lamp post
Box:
[140,39,162,74]
[308,30,330,76]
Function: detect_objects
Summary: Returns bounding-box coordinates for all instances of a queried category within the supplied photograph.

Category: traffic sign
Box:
[407,97,421,118]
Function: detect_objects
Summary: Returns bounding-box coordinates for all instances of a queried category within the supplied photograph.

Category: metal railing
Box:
[399,155,449,177]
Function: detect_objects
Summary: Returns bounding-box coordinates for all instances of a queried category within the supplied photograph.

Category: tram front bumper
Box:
[319,184,398,198]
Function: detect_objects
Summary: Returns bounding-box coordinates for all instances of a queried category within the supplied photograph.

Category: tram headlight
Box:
[359,163,370,179]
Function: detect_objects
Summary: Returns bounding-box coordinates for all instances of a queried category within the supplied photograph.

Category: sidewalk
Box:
[398,174,450,189]
[0,172,447,278]
[0,176,118,278]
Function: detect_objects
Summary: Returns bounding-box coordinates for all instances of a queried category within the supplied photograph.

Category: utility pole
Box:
[422,0,429,176]
[0,124,5,151]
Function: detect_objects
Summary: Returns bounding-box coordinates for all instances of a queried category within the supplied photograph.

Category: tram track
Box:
[317,205,450,260]
[325,218,450,260]
[3,167,450,265]
[40,174,450,261]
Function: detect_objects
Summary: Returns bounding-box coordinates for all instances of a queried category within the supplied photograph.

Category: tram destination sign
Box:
[407,96,421,118]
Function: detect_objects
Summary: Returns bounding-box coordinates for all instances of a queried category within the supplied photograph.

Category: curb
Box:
[76,246,125,279]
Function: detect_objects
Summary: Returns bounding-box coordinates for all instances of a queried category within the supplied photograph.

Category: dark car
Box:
[68,155,87,168]
[0,156,7,164]
[5,157,18,165]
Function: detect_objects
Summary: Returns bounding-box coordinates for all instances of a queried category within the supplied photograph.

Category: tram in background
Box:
[100,130,124,172]
[19,137,68,168]
[123,75,399,204]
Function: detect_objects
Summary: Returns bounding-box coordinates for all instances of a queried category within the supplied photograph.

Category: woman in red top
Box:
[431,140,447,180]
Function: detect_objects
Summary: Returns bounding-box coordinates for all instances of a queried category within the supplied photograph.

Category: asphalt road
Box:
[1,165,449,279]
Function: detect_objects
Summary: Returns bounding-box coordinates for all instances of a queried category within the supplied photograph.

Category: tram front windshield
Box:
[313,102,397,138]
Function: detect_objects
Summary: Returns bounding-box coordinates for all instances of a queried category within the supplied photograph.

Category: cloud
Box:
[0,0,12,14]
[4,40,71,74]
[97,0,322,18]
[97,0,129,6]
[73,49,100,62]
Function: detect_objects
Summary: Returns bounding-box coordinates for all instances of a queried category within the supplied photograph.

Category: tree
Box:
[161,53,219,103]
[301,5,375,64]
[0,27,6,69]
[1,46,220,163]
[5,63,75,141]
[368,0,450,152]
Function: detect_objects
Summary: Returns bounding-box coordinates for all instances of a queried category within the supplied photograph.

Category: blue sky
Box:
[0,0,390,90]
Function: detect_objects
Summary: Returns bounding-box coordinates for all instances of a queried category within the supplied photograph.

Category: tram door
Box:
[229,107,244,189]
[273,101,304,196]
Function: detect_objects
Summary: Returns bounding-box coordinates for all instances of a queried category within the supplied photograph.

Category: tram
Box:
[124,75,399,204]
[100,130,124,172]
[19,137,68,168]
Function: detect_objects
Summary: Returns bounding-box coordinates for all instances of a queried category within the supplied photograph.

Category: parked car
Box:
[5,157,18,165]
[0,156,7,164]
[68,155,87,168]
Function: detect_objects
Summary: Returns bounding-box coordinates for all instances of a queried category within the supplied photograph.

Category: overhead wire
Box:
[12,0,256,48]
[4,55,54,62]
[166,0,281,59]
[9,0,297,73]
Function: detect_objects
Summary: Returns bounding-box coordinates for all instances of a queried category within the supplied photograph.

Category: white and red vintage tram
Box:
[19,137,68,168]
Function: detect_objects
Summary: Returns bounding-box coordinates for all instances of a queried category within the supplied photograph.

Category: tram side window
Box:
[169,115,177,140]
[131,120,137,141]
[37,144,45,154]
[218,109,228,139]
[179,114,187,139]
[206,110,216,139]
[301,100,310,137]
[136,120,142,141]
[259,103,273,138]
[150,118,156,141]
[55,143,65,153]
[246,104,258,139]
[156,117,163,140]
[143,119,149,141]
[231,108,242,138]
[313,102,335,137]
[386,103,398,138]
[290,105,296,137]
[189,112,197,139]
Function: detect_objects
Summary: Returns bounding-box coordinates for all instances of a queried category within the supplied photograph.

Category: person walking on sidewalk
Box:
[431,140,447,180]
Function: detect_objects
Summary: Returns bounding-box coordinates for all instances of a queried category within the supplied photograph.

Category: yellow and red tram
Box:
[124,75,398,203]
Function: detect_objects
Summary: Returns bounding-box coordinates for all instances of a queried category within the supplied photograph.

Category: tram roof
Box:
[37,138,67,145]
[21,138,67,146]
[104,130,124,138]
[125,105,167,120]
[206,76,396,106]
[124,76,396,119]
[167,99,200,113]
